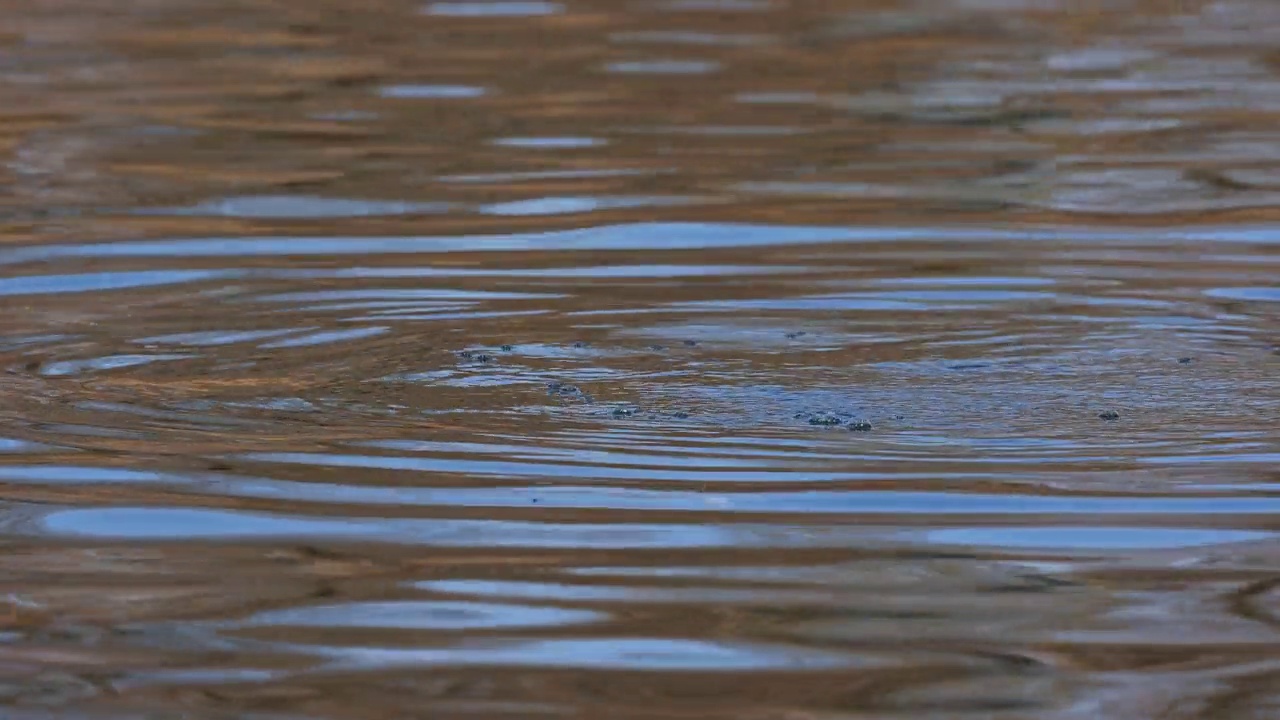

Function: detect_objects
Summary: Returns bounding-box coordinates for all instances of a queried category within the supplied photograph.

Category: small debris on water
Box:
[785,331,808,339]
[1098,410,1120,420]
[456,349,494,362]
[848,421,873,432]
[547,382,594,403]
[1177,357,1193,364]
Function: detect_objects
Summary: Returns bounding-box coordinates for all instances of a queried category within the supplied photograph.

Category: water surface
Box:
[2,0,1280,717]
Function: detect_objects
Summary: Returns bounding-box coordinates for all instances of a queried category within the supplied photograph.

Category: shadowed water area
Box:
[1,0,1280,717]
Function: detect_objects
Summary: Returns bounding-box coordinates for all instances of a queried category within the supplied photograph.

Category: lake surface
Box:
[2,0,1280,717]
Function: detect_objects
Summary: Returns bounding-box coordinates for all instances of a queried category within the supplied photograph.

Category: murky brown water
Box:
[2,0,1280,717]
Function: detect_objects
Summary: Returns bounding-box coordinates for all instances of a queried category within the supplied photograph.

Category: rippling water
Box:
[3,0,1280,717]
